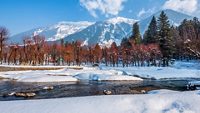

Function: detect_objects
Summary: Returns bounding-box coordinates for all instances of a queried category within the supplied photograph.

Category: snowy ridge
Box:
[106,17,138,25]
[10,21,94,43]
[64,17,136,47]
[47,21,93,41]
[35,21,94,41]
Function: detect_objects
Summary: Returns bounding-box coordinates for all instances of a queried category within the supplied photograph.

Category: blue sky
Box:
[0,0,199,35]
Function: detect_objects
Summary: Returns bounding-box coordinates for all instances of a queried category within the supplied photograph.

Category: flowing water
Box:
[0,78,198,101]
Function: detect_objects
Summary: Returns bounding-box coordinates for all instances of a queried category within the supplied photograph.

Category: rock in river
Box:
[103,90,112,95]
[15,92,36,98]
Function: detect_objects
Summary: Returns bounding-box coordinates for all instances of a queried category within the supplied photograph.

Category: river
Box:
[0,78,199,101]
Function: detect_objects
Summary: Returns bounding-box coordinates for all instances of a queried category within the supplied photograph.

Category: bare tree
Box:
[0,27,8,64]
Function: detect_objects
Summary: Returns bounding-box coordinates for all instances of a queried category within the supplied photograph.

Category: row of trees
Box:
[0,11,200,67]
[0,28,161,67]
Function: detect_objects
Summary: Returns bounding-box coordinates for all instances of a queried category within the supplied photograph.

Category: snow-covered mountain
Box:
[10,9,193,46]
[10,21,94,43]
[63,17,137,47]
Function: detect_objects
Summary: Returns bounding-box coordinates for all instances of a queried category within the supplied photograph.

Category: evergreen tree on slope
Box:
[130,22,142,44]
[158,11,175,66]
[143,16,158,44]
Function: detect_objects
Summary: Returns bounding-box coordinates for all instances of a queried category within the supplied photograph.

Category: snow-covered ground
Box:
[0,89,200,113]
[0,70,78,82]
[0,61,199,82]
[101,61,200,79]
[0,67,142,82]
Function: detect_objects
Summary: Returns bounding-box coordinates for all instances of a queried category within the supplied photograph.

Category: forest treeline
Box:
[0,11,200,67]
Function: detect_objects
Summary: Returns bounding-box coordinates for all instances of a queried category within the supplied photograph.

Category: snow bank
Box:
[0,90,200,113]
[101,61,200,79]
[72,67,142,81]
[0,67,142,82]
[0,70,78,82]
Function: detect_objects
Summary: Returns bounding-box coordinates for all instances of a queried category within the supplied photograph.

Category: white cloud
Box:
[137,8,156,19]
[80,0,127,18]
[163,0,198,14]
[137,9,146,18]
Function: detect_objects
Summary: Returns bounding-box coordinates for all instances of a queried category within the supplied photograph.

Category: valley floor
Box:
[0,61,200,113]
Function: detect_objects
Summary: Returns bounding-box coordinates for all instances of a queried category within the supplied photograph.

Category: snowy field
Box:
[0,61,200,82]
[0,61,200,113]
[0,90,200,113]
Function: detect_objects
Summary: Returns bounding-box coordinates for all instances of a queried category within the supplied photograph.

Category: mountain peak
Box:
[106,17,138,25]
[157,9,192,19]
[56,21,94,26]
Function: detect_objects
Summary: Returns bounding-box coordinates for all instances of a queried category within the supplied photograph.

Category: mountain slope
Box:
[10,21,94,43]
[139,9,193,34]
[63,17,137,46]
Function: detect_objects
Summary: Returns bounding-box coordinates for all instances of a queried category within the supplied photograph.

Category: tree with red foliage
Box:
[8,44,19,65]
[64,42,74,66]
[109,42,118,67]
[93,43,101,64]
[32,35,45,65]
[0,27,8,64]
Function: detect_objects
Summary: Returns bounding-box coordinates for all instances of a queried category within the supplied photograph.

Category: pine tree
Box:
[130,22,142,44]
[143,16,158,44]
[158,11,175,66]
[170,26,181,59]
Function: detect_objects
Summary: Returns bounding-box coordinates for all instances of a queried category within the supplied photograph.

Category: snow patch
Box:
[106,17,138,25]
